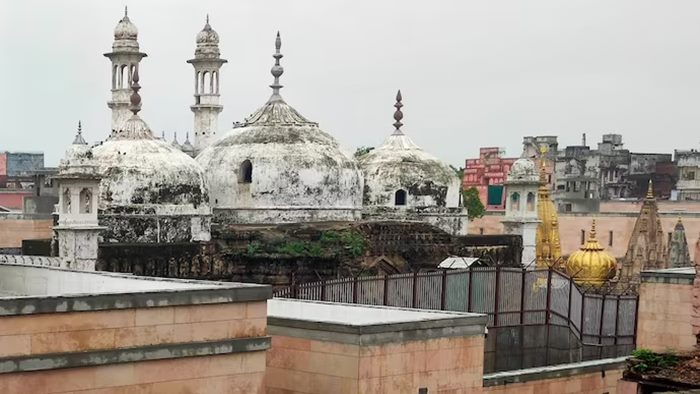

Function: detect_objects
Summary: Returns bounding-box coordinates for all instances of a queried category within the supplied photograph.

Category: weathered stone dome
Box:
[196,22,219,45]
[565,221,617,286]
[92,68,210,243]
[507,158,538,183]
[196,33,362,224]
[111,8,140,52]
[359,92,459,208]
[193,17,221,59]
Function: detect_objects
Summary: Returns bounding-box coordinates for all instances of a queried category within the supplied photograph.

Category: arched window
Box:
[79,188,92,214]
[202,71,211,94]
[239,160,252,184]
[510,192,520,211]
[526,192,535,211]
[119,64,128,89]
[394,190,407,206]
[62,188,71,214]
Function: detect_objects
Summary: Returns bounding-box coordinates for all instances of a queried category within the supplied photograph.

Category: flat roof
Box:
[641,266,695,285]
[0,263,271,316]
[267,299,487,345]
[269,298,473,326]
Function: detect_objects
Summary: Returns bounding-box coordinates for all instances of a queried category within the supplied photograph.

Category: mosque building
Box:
[52,7,473,258]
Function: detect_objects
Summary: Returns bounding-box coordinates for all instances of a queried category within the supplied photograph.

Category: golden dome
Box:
[566,220,617,286]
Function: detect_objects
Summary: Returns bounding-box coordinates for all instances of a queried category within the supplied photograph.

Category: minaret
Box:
[54,122,105,271]
[188,15,227,154]
[104,7,147,132]
[502,157,540,268]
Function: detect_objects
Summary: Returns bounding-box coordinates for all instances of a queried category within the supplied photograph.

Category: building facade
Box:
[462,147,516,210]
[675,149,700,200]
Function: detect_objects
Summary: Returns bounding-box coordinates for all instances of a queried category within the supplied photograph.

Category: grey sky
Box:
[2,0,700,167]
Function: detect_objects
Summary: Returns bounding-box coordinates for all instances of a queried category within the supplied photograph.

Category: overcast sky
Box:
[2,0,700,167]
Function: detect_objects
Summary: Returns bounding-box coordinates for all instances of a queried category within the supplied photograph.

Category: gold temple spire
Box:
[535,144,561,268]
[646,179,654,200]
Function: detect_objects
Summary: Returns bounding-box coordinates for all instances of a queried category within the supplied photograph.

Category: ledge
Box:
[641,268,695,285]
[483,356,627,387]
[0,337,270,374]
[268,300,487,346]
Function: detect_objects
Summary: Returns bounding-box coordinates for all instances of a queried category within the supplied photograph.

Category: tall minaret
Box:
[104,7,147,132]
[187,15,227,154]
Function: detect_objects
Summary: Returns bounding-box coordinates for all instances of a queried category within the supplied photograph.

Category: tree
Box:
[354,146,374,158]
[463,187,485,220]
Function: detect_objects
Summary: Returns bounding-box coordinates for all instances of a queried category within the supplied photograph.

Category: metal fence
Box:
[275,267,638,346]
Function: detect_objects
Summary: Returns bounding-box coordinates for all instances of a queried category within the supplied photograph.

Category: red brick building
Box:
[463,147,517,210]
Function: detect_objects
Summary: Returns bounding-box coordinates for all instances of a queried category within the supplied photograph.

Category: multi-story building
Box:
[675,149,700,200]
[554,134,673,212]
[463,147,516,210]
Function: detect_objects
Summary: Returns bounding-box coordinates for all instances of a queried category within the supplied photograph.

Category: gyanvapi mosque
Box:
[56,8,466,260]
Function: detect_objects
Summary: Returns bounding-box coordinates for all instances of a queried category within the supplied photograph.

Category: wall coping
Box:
[641,267,695,285]
[0,263,272,316]
[268,299,487,346]
[483,356,627,387]
[0,337,270,374]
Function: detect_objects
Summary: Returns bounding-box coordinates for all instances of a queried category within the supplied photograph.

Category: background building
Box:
[462,147,516,210]
[675,149,700,200]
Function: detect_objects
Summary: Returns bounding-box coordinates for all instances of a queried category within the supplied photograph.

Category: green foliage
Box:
[630,348,679,373]
[245,230,366,258]
[463,186,486,220]
[354,146,375,158]
[247,242,261,255]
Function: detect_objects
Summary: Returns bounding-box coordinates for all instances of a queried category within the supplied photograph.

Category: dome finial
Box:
[269,32,284,100]
[392,90,404,134]
[129,67,142,115]
[206,14,209,24]
[124,5,128,17]
[590,219,597,240]
[78,120,82,134]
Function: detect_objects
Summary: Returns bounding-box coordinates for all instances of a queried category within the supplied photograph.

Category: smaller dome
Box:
[114,14,138,41]
[507,158,538,183]
[181,134,195,154]
[196,23,219,45]
[565,221,617,286]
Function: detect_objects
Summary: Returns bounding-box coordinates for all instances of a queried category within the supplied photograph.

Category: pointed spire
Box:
[124,5,128,17]
[129,67,142,115]
[185,132,191,143]
[206,14,209,24]
[646,179,654,200]
[173,132,179,143]
[73,120,87,145]
[269,32,284,100]
[538,145,549,185]
[161,130,165,140]
[392,90,404,134]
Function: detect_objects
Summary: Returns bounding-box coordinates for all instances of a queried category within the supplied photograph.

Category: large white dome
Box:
[92,69,210,243]
[196,33,362,224]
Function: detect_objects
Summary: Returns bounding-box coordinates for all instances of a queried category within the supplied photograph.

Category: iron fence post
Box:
[613,295,620,346]
[412,271,419,308]
[440,269,448,310]
[383,275,389,306]
[352,276,358,304]
[467,267,473,312]
[519,268,526,325]
[598,295,606,346]
[494,266,501,326]
[320,280,326,301]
